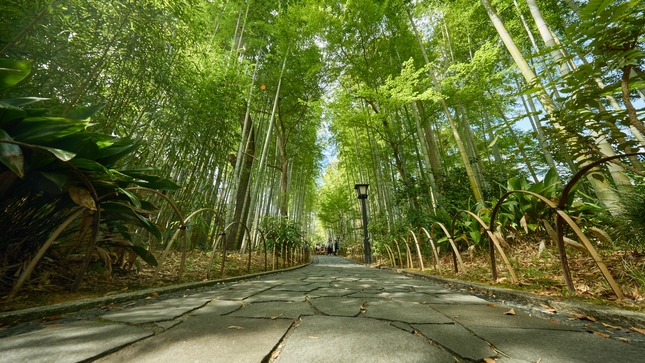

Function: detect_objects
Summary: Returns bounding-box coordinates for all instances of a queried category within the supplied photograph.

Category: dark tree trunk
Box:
[227,120,255,250]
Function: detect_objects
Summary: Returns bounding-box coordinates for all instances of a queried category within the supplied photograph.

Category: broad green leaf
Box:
[0,128,24,177]
[66,102,106,120]
[113,223,133,241]
[102,202,162,240]
[96,138,138,166]
[118,187,142,208]
[40,171,68,190]
[101,241,157,267]
[12,117,89,143]
[0,97,49,108]
[37,145,76,161]
[0,60,32,91]
[69,158,111,175]
[0,106,27,129]
[128,245,158,266]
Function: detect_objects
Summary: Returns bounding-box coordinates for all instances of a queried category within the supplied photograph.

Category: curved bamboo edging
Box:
[402,237,413,268]
[419,227,442,274]
[452,210,518,283]
[383,243,396,267]
[430,222,466,273]
[490,190,623,299]
[148,206,225,283]
[407,230,425,271]
[392,239,404,268]
[254,229,268,271]
[217,221,251,277]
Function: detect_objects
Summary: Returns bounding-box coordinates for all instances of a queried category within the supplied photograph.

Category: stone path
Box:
[2,256,645,362]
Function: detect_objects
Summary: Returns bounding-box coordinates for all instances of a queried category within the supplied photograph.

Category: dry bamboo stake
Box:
[409,230,425,271]
[420,227,442,274]
[8,208,85,301]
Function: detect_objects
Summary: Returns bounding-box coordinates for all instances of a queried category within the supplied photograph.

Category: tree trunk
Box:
[481,0,622,212]
[406,6,484,203]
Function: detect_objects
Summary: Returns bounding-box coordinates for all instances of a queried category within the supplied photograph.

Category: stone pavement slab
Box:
[413,323,496,361]
[428,293,489,304]
[274,316,455,363]
[228,301,313,319]
[4,255,645,363]
[96,315,293,363]
[431,304,577,331]
[471,326,645,363]
[412,285,454,294]
[196,284,274,300]
[187,299,244,317]
[309,297,364,316]
[365,299,453,324]
[102,296,211,323]
[271,283,318,292]
[380,291,442,303]
[243,290,307,303]
[0,320,152,363]
[307,287,355,297]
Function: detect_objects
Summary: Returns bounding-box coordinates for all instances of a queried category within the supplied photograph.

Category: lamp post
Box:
[354,183,371,264]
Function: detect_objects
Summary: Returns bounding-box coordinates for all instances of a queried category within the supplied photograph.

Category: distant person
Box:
[327,239,333,255]
[304,242,310,261]
[334,238,339,256]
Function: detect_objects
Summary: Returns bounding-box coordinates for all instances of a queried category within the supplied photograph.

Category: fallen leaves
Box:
[503,308,515,315]
[629,327,645,336]
[228,326,244,330]
[145,292,159,300]
[592,331,610,338]
[602,322,622,330]
[486,303,498,308]
[571,313,596,322]
[37,315,61,323]
[483,358,497,363]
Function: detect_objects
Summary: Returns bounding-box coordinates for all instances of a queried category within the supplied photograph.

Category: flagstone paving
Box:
[1,255,645,362]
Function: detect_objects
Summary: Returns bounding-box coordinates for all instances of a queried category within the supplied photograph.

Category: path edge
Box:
[0,263,310,324]
[381,266,645,329]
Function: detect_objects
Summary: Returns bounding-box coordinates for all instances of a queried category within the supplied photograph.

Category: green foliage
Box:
[612,175,645,250]
[549,0,645,162]
[393,176,434,228]
[436,167,477,215]
[260,216,303,252]
[0,63,181,283]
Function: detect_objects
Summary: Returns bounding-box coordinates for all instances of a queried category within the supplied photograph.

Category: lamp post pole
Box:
[360,196,371,264]
[354,184,371,265]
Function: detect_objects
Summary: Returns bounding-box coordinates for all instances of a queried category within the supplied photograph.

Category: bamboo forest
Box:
[1,0,645,311]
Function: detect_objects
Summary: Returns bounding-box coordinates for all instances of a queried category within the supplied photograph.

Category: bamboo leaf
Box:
[0,60,32,91]
[40,171,68,190]
[0,128,24,177]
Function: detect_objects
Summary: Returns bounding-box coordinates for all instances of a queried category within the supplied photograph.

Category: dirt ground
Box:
[1,250,298,313]
[354,241,645,313]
